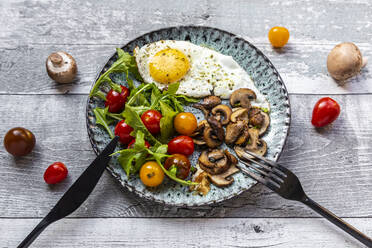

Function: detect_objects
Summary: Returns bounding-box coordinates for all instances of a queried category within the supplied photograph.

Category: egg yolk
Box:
[149,48,190,84]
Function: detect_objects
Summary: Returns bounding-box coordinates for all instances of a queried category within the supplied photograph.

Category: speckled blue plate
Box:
[86,26,291,207]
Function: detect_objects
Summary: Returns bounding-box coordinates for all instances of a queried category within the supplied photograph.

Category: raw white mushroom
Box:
[46,51,77,83]
[327,42,367,81]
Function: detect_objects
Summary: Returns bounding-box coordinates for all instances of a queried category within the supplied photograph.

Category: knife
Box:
[18,136,119,248]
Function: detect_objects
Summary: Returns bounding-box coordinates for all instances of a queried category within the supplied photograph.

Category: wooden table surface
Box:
[1,0,372,247]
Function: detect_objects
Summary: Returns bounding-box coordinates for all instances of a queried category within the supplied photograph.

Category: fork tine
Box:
[243,150,278,167]
[240,160,284,185]
[237,165,280,191]
[242,155,287,179]
[240,160,270,177]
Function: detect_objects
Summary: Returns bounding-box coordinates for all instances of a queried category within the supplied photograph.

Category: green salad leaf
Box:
[122,104,161,147]
[89,48,141,97]
[159,101,178,143]
[93,107,115,139]
[175,94,199,104]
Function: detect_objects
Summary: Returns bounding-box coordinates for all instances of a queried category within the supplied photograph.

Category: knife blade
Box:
[18,136,119,248]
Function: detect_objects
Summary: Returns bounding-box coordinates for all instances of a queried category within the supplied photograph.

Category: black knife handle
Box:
[17,136,119,248]
[17,218,50,248]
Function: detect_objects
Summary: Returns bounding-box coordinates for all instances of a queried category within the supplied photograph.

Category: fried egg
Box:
[134,40,269,109]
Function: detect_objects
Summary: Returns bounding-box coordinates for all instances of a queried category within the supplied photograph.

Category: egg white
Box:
[134,40,269,109]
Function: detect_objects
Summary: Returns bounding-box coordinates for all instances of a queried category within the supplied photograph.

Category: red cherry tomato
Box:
[44,162,68,184]
[141,110,162,134]
[105,85,130,113]
[311,97,340,127]
[115,120,134,144]
[128,139,151,149]
[167,135,194,156]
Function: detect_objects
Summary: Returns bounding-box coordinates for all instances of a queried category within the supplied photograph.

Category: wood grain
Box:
[1,43,371,95]
[0,94,371,218]
[3,218,371,247]
[0,0,371,95]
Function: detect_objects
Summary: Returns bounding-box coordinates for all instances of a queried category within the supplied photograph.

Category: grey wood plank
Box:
[1,43,372,95]
[0,94,371,218]
[3,218,371,247]
[0,0,371,95]
[1,0,371,45]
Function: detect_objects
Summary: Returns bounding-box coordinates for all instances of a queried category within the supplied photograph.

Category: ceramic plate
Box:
[86,26,291,206]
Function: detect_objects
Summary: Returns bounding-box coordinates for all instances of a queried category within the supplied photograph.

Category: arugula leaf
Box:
[170,96,184,112]
[122,104,161,147]
[164,82,180,95]
[175,94,199,104]
[127,83,151,106]
[117,149,137,176]
[159,101,178,143]
[115,132,148,176]
[89,49,141,97]
[93,107,114,139]
[106,112,123,121]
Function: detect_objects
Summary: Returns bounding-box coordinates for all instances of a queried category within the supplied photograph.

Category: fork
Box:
[236,149,372,247]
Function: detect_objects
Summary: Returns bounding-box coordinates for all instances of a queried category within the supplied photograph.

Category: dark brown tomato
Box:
[164,154,191,180]
[4,127,36,156]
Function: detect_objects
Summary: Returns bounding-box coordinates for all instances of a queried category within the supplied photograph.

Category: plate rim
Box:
[86,25,291,207]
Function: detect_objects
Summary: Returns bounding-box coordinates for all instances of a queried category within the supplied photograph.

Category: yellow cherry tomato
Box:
[268,26,290,48]
[140,161,164,187]
[174,112,197,135]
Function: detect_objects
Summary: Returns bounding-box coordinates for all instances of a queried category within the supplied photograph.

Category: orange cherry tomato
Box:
[139,161,164,187]
[174,112,197,135]
[268,26,290,48]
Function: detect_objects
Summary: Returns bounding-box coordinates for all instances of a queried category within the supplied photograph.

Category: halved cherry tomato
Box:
[44,162,68,184]
[127,139,151,149]
[268,26,290,48]
[174,112,197,135]
[115,120,134,144]
[164,154,191,180]
[167,135,194,156]
[139,161,164,187]
[311,97,340,127]
[105,85,130,113]
[141,110,162,134]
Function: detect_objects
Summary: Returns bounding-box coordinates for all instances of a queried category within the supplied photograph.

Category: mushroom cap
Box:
[198,149,229,175]
[225,120,246,145]
[206,116,225,142]
[46,51,77,83]
[211,104,232,125]
[258,111,270,136]
[191,120,208,145]
[203,126,223,148]
[231,108,249,122]
[234,139,267,160]
[230,88,257,108]
[201,95,222,109]
[208,164,240,187]
[248,108,270,136]
[327,42,363,81]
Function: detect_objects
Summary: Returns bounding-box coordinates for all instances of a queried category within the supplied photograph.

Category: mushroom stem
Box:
[49,53,63,67]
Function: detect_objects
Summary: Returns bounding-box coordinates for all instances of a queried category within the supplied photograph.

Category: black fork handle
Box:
[302,196,372,247]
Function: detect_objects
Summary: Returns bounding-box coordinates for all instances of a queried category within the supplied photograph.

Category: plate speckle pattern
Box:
[86,26,291,207]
